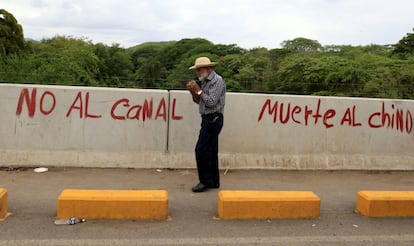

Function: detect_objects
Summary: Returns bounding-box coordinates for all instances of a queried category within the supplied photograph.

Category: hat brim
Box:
[189,62,216,70]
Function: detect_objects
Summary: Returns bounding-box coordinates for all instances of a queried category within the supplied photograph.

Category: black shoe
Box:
[192,183,208,192]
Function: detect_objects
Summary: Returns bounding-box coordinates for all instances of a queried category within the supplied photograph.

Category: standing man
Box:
[186,57,226,193]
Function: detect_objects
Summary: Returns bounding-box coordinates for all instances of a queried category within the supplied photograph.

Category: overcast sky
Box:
[3,0,414,49]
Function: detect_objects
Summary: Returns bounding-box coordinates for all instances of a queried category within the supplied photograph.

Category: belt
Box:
[202,112,222,120]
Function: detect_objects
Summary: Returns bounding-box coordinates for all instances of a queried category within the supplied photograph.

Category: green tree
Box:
[134,57,166,88]
[129,41,172,69]
[215,54,243,92]
[392,29,414,58]
[281,37,322,52]
[234,48,272,92]
[94,43,133,87]
[161,38,214,70]
[272,52,369,96]
[272,54,309,93]
[36,36,100,85]
[0,9,28,55]
[213,43,245,56]
[360,55,414,99]
[1,24,413,100]
[130,43,168,88]
[0,36,100,86]
[324,57,368,96]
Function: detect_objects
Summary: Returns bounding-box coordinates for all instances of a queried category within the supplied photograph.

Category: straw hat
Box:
[189,57,216,70]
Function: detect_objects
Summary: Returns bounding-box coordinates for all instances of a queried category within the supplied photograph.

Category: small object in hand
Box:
[187,80,201,93]
[192,83,201,93]
[186,80,196,90]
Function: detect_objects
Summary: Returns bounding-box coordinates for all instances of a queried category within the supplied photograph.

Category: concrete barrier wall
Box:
[228,93,414,169]
[0,84,169,168]
[1,83,413,170]
[169,91,414,170]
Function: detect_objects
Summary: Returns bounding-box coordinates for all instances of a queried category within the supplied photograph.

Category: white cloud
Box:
[2,0,414,48]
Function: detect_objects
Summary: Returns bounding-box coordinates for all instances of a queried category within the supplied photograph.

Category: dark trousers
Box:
[195,113,223,188]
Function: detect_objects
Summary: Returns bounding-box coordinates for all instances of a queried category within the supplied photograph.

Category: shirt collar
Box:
[205,70,216,82]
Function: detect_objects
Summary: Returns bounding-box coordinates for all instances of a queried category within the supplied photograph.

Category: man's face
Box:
[195,67,210,81]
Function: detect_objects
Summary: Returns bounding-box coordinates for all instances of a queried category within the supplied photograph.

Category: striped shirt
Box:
[199,71,226,115]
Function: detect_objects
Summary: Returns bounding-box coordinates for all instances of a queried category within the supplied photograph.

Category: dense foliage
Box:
[1,9,414,99]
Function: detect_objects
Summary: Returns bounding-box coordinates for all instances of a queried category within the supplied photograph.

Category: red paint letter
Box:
[85,92,101,118]
[291,105,302,124]
[142,99,153,122]
[396,109,404,132]
[406,110,413,134]
[258,99,278,123]
[312,99,323,124]
[171,98,183,120]
[351,106,362,127]
[66,92,83,118]
[304,105,313,126]
[111,99,129,120]
[39,91,56,115]
[127,105,142,120]
[340,108,352,126]
[381,102,391,128]
[368,112,381,128]
[323,109,336,129]
[279,103,291,124]
[155,98,167,122]
[16,88,37,118]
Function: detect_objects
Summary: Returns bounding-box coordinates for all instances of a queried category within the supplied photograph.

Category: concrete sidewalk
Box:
[1,168,414,246]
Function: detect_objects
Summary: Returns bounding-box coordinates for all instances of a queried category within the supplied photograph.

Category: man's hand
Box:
[186,80,195,90]
[186,80,201,93]
[187,80,201,103]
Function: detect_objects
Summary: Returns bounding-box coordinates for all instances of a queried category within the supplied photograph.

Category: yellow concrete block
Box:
[57,189,168,220]
[218,190,320,219]
[357,191,414,217]
[0,188,9,221]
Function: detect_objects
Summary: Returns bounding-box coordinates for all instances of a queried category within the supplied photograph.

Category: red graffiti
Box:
[171,98,183,120]
[39,91,56,115]
[16,88,56,118]
[110,97,168,122]
[323,109,336,129]
[258,98,413,134]
[257,99,337,129]
[66,91,102,118]
[15,88,183,122]
[340,106,362,127]
[368,102,412,134]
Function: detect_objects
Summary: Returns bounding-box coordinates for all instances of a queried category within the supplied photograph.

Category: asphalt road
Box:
[1,167,414,246]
